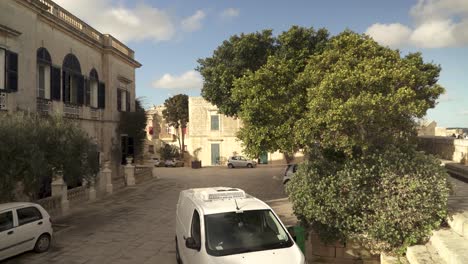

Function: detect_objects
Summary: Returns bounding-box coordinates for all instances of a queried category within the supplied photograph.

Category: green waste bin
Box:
[287,225,306,254]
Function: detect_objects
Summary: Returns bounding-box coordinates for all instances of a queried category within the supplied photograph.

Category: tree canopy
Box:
[162,94,189,155]
[202,28,448,254]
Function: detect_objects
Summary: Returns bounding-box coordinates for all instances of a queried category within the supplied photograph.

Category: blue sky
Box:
[57,0,468,127]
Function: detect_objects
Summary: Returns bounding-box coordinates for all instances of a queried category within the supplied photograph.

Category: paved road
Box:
[6,166,288,264]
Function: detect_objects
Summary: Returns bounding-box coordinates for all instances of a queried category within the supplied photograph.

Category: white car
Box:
[0,202,53,261]
[227,156,257,168]
[175,187,306,264]
[283,164,298,185]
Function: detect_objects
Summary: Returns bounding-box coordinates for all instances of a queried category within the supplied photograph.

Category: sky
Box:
[55,0,468,127]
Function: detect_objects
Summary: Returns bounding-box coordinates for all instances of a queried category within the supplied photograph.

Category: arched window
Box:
[88,68,99,108]
[36,48,52,99]
[62,54,84,105]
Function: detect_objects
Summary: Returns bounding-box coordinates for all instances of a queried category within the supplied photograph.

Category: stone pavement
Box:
[5,166,288,264]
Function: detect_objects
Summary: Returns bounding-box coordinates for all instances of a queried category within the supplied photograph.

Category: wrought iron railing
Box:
[0,92,7,111]
[36,97,52,115]
[90,108,101,120]
[63,103,80,119]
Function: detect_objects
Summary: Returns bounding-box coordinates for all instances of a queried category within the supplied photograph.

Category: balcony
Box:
[36,97,52,115]
[35,0,135,60]
[63,103,80,119]
[0,92,7,111]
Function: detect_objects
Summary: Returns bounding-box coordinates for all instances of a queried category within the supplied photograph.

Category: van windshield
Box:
[204,209,293,256]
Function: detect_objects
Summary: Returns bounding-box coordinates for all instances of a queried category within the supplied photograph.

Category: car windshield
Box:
[204,209,293,256]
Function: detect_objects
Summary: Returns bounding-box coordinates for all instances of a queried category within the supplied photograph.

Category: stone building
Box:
[186,97,288,166]
[0,0,141,186]
[144,105,180,159]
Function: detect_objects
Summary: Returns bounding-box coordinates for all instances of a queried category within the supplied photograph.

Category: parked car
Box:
[227,156,257,168]
[176,187,306,264]
[283,164,298,185]
[0,202,53,261]
[150,158,161,167]
[165,159,176,167]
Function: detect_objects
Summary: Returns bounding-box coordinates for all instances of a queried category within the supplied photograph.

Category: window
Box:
[0,211,13,232]
[37,48,52,99]
[62,54,84,105]
[211,115,219,131]
[148,145,154,154]
[90,81,98,107]
[0,49,5,90]
[88,69,99,108]
[17,207,43,226]
[191,210,201,250]
[204,209,292,257]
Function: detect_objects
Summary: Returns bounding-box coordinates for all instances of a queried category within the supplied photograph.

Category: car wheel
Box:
[34,234,51,253]
[228,163,233,169]
[247,163,253,168]
[175,236,182,264]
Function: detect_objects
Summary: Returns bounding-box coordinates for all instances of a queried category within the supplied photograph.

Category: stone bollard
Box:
[152,166,158,179]
[84,178,97,201]
[52,171,69,215]
[101,161,113,194]
[125,157,136,186]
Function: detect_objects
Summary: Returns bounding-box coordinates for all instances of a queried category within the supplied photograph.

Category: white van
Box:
[175,187,306,264]
[0,202,53,261]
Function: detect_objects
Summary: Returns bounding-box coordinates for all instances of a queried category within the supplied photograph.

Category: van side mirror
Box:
[185,237,200,250]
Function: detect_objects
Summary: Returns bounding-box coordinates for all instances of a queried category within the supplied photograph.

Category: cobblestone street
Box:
[5,166,288,264]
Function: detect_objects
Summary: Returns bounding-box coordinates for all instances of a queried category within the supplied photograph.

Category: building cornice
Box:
[13,0,141,68]
[0,24,22,37]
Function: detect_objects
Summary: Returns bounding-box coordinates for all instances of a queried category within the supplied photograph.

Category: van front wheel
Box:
[176,236,182,264]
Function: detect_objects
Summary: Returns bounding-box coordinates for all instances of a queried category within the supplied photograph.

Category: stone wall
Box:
[0,0,140,180]
[418,136,468,164]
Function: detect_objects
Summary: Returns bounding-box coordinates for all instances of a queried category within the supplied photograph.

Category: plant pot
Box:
[191,160,202,169]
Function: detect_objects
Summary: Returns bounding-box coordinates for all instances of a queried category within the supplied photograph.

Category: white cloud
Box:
[438,92,454,102]
[181,10,206,32]
[365,23,412,48]
[152,70,203,90]
[221,8,240,18]
[54,0,175,42]
[366,0,468,48]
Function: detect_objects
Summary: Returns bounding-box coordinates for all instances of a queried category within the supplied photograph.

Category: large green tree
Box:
[197,30,276,117]
[228,30,447,254]
[162,94,189,157]
[232,27,329,156]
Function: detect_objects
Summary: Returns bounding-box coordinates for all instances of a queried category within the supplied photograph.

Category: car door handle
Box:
[7,231,14,235]
[38,221,43,225]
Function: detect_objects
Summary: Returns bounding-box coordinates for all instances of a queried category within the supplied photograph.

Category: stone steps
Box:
[406,244,446,264]
[447,212,468,238]
[428,229,468,264]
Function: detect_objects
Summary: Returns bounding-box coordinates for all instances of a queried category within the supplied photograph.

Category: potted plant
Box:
[191,148,202,169]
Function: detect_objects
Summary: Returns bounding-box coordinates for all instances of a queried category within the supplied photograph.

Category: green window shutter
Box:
[85,78,90,106]
[117,89,121,111]
[77,75,84,105]
[50,66,61,101]
[98,82,105,109]
[6,51,18,92]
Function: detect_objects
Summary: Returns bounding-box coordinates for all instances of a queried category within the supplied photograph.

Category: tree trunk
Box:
[181,126,185,159]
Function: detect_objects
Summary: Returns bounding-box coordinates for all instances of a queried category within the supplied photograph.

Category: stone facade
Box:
[0,0,141,184]
[186,97,294,166]
[418,136,468,164]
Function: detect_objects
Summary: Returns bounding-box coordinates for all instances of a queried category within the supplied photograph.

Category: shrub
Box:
[287,147,449,254]
[158,144,180,160]
[0,113,99,202]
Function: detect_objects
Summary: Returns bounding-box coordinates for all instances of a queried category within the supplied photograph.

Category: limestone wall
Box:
[418,136,468,164]
[0,0,140,180]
